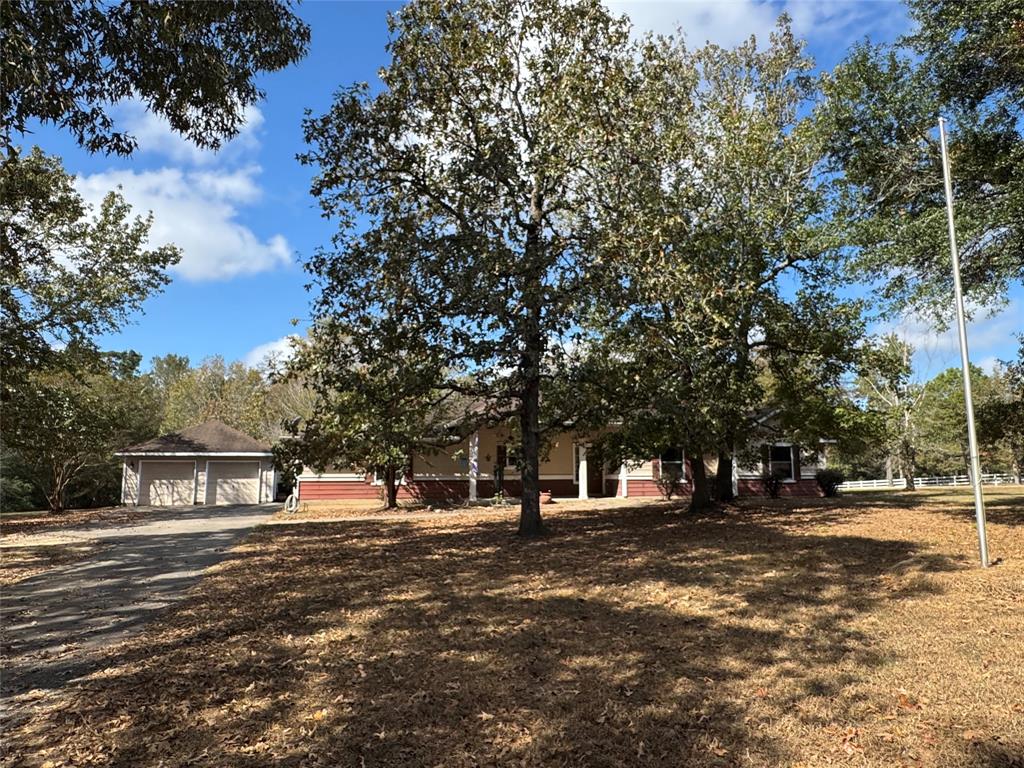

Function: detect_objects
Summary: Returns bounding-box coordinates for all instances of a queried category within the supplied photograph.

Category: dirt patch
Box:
[4,492,1022,767]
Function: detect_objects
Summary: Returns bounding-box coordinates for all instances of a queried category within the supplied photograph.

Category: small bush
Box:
[656,466,686,500]
[816,468,846,497]
[762,469,785,499]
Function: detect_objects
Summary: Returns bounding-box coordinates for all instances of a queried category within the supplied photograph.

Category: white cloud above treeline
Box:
[75,165,291,281]
[244,335,298,368]
[73,100,292,282]
[875,300,1022,379]
[608,0,910,51]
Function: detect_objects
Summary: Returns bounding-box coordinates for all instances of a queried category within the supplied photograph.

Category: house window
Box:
[768,444,795,480]
[504,445,518,470]
[659,447,685,480]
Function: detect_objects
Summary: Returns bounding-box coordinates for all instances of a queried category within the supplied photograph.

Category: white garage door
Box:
[139,461,195,506]
[206,461,261,505]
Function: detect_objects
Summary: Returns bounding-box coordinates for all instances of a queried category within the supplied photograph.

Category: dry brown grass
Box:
[0,506,151,539]
[274,495,633,522]
[4,489,1022,767]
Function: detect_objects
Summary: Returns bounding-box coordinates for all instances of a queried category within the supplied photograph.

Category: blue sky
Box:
[31,0,1021,378]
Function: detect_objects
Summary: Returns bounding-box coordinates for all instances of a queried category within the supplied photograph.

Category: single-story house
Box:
[295,424,831,503]
[117,420,276,506]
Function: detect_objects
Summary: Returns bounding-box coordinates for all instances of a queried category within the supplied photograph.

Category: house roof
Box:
[119,420,272,455]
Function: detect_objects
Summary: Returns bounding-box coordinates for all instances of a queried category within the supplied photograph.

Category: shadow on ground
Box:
[4,500,1021,768]
[1,504,271,698]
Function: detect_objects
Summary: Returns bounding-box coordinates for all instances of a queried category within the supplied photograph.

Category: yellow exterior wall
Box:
[407,427,582,480]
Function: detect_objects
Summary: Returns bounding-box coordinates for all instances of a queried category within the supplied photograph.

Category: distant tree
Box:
[3,349,160,513]
[161,357,270,440]
[821,0,1023,318]
[916,365,1003,476]
[150,354,191,399]
[300,0,638,534]
[856,335,926,489]
[262,374,317,443]
[1,148,180,399]
[1,0,309,156]
[0,448,39,513]
[977,342,1024,482]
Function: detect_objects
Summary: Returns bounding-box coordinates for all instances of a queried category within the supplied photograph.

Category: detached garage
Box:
[117,420,275,507]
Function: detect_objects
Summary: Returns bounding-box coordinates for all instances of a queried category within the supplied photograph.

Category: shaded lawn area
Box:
[0,506,151,539]
[5,491,1023,767]
[0,541,107,587]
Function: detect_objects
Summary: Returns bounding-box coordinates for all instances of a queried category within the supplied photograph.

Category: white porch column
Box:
[578,444,589,500]
[468,430,480,502]
[619,462,628,498]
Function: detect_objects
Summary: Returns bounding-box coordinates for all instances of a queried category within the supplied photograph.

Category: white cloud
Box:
[874,300,1022,379]
[607,0,909,50]
[115,100,266,166]
[75,165,292,281]
[245,335,298,368]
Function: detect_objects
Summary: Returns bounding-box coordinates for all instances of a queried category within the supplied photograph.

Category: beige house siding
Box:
[122,461,140,504]
[403,428,583,481]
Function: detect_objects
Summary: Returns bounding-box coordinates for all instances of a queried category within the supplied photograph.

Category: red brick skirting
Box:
[298,476,821,502]
[603,478,677,497]
[737,478,822,497]
[297,479,379,501]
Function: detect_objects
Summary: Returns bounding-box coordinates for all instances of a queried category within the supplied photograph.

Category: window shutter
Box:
[760,444,770,474]
[793,446,801,481]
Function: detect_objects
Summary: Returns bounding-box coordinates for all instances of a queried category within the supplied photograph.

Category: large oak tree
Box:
[821,0,1023,318]
[593,20,865,509]
[300,0,638,534]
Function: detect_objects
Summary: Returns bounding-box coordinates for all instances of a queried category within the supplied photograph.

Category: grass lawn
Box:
[5,489,1022,767]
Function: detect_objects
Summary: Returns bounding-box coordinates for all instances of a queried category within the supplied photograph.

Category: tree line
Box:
[1,354,312,513]
[846,335,1024,485]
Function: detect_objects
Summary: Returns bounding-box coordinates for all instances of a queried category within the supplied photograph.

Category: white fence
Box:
[838,474,1020,491]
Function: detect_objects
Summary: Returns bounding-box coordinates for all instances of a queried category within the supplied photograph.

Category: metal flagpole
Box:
[938,116,990,568]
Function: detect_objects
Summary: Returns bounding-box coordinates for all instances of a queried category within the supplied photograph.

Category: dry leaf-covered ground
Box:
[4,489,1022,768]
[0,506,152,539]
[0,542,106,587]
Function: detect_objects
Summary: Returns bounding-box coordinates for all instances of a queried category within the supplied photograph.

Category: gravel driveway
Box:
[1,504,272,703]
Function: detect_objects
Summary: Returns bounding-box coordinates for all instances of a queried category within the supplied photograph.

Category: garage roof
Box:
[119,420,272,455]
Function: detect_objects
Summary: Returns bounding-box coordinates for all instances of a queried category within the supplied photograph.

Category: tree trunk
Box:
[688,454,713,514]
[714,449,734,502]
[384,465,399,509]
[517,184,544,537]
[901,406,916,491]
[885,455,893,485]
[900,437,916,491]
[518,375,543,535]
[46,462,71,514]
